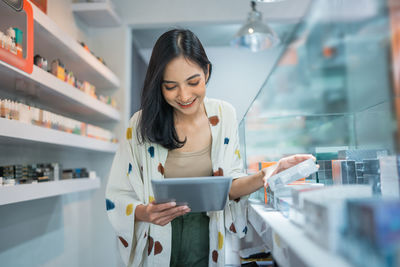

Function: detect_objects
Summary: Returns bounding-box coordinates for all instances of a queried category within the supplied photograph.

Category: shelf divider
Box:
[0,118,118,153]
[0,178,101,205]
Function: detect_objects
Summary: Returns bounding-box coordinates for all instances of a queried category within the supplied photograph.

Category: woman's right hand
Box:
[135,201,190,226]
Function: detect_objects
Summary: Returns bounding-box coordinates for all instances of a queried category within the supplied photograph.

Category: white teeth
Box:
[180,100,194,106]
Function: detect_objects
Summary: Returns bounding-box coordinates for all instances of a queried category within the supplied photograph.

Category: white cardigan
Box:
[106,98,248,266]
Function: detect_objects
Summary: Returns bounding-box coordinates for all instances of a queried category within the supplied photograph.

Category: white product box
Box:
[302,185,372,252]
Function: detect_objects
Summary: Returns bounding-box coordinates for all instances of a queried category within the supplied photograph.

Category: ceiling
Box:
[111,0,312,49]
[112,0,311,27]
[131,22,295,50]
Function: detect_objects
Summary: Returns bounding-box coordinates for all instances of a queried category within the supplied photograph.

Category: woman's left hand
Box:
[262,154,316,187]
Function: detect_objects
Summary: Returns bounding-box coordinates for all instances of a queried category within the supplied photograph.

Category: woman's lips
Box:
[177,98,196,109]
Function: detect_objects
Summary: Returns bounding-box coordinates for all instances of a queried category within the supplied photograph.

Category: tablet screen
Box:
[151,176,232,212]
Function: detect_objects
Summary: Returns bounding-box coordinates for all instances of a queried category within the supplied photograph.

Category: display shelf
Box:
[31,3,120,90]
[0,61,120,123]
[248,202,353,267]
[0,178,101,205]
[0,118,118,153]
[72,1,121,28]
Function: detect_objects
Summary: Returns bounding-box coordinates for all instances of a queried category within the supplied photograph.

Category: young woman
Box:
[106,29,314,267]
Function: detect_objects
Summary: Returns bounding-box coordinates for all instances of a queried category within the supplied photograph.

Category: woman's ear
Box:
[205,64,210,83]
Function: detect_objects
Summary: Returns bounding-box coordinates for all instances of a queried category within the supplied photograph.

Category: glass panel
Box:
[242,0,398,171]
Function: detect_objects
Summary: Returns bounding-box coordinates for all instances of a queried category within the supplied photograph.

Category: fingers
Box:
[291,154,315,162]
[150,201,176,212]
[150,205,190,226]
[158,205,189,219]
[285,154,315,165]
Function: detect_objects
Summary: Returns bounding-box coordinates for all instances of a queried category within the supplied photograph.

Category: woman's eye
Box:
[165,85,177,90]
[189,81,200,86]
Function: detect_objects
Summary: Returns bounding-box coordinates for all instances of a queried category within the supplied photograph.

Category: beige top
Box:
[164,143,213,178]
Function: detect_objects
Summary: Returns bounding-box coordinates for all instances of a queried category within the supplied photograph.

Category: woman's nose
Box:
[177,87,191,102]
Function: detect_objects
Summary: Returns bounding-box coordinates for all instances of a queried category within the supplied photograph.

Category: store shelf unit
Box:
[31,3,120,90]
[248,202,353,267]
[0,118,118,153]
[71,1,121,28]
[0,61,120,122]
[0,178,101,205]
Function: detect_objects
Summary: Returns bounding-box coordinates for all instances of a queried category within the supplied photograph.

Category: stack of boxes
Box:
[341,199,400,267]
[332,160,356,185]
[316,149,393,196]
[0,163,61,185]
[316,160,333,185]
[363,159,381,194]
[380,156,400,197]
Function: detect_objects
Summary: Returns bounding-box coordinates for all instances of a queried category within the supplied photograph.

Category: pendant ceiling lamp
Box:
[231,0,280,52]
[255,0,285,2]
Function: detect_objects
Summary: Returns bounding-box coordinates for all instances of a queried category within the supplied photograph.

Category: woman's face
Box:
[162,56,208,117]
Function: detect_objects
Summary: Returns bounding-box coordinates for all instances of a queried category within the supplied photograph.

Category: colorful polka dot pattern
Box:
[158,163,164,175]
[106,199,115,211]
[154,241,163,255]
[243,226,248,234]
[126,204,133,216]
[230,223,237,233]
[149,196,155,203]
[212,250,218,263]
[147,236,163,256]
[128,163,132,175]
[224,137,229,144]
[148,146,154,158]
[213,167,224,177]
[119,236,129,248]
[126,127,132,140]
[235,149,241,159]
[218,232,223,250]
[209,116,219,126]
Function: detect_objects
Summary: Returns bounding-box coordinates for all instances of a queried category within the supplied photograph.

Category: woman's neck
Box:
[173,102,207,126]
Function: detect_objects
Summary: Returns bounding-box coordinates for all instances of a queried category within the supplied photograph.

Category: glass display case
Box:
[242,2,400,266]
[241,0,399,173]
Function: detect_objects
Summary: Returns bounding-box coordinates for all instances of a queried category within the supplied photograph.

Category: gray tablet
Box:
[151,176,233,212]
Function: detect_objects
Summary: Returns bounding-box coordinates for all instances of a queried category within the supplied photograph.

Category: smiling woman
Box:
[138,29,212,150]
[105,29,314,267]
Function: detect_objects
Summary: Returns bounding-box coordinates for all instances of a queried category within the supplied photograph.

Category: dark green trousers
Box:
[170,212,209,267]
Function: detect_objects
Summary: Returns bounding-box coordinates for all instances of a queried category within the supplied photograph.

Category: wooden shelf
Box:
[0,61,120,123]
[0,118,118,153]
[0,178,101,205]
[248,202,353,267]
[31,3,120,90]
[72,2,121,27]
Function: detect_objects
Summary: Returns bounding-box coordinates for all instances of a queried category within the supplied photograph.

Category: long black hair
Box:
[137,29,212,150]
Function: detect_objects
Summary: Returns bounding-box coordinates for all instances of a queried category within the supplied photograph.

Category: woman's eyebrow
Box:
[162,80,177,84]
[186,74,200,81]
[162,74,200,84]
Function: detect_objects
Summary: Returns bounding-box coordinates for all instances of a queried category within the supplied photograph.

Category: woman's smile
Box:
[177,98,197,108]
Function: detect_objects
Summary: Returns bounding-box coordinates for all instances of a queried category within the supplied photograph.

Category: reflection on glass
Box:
[242,0,398,172]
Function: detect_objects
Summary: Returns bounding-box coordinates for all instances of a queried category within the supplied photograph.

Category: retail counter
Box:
[247,201,353,267]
